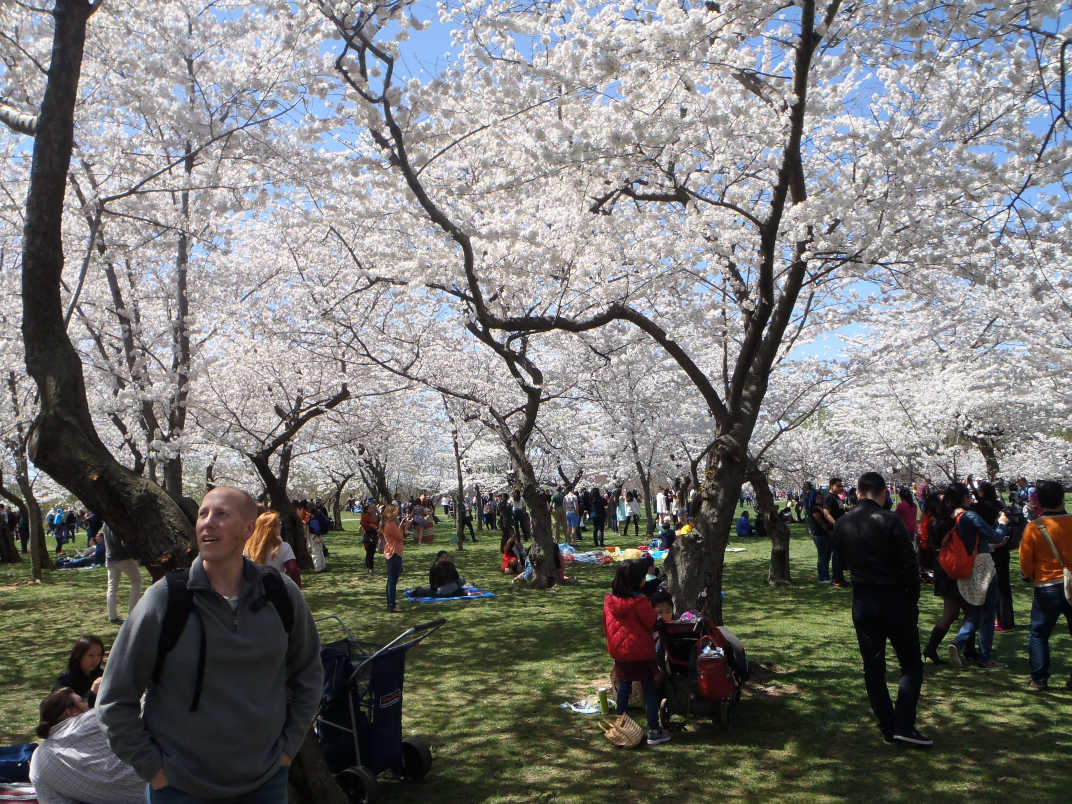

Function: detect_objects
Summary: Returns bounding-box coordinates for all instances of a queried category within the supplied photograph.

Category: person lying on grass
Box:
[603,559,671,746]
[54,533,105,569]
[30,687,144,804]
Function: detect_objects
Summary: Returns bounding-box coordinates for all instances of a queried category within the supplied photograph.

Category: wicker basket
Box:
[600,713,644,748]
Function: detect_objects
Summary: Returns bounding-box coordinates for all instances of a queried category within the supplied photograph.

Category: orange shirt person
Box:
[381,505,404,613]
[1018,480,1072,690]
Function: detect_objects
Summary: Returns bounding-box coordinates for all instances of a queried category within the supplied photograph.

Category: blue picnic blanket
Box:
[404,585,496,603]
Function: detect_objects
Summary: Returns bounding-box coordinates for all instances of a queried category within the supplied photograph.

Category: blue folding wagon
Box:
[315,615,445,803]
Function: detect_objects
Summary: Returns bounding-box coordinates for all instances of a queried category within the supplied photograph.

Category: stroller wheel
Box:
[337,765,381,803]
[658,698,671,729]
[399,736,433,781]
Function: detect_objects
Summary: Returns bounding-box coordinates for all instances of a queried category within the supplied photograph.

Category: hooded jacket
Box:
[603,593,658,661]
[96,556,322,798]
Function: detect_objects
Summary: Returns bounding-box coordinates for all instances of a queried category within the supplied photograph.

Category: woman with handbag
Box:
[947,484,1010,669]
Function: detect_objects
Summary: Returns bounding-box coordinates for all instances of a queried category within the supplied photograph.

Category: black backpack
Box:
[152,566,294,712]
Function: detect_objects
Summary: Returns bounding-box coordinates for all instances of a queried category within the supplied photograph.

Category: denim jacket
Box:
[956,509,1007,555]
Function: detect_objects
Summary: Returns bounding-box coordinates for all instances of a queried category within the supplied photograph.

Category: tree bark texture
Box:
[19,0,194,572]
[748,462,791,586]
[517,459,558,588]
[451,427,466,549]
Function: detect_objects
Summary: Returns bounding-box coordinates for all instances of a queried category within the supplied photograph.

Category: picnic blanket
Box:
[0,784,37,803]
[404,585,496,603]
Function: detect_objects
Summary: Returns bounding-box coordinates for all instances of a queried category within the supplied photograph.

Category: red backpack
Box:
[938,512,974,579]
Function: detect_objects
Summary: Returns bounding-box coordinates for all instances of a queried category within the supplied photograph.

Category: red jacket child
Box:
[603,593,658,661]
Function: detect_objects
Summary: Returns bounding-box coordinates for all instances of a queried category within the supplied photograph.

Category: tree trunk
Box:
[358,451,390,502]
[474,483,483,531]
[665,449,746,625]
[19,0,194,573]
[328,472,352,530]
[451,427,466,549]
[288,729,346,804]
[748,461,791,586]
[976,440,1000,482]
[516,458,557,587]
[5,454,46,580]
[637,467,655,536]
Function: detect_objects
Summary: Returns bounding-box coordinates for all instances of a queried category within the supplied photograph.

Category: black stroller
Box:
[658,617,748,727]
[315,615,445,803]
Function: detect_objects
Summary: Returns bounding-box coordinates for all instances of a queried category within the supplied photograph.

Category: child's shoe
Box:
[646,729,671,745]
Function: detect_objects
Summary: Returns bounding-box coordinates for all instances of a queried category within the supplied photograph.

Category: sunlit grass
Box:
[2,510,1069,802]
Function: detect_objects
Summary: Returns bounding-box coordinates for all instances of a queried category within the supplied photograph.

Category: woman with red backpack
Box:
[944,483,1010,668]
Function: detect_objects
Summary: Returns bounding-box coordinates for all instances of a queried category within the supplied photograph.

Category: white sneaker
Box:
[948,644,962,667]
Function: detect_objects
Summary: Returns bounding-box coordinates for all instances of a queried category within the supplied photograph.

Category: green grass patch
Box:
[2,514,1069,802]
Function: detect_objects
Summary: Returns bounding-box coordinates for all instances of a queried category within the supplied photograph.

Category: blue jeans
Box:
[591,516,605,546]
[386,554,403,610]
[146,766,288,803]
[953,578,997,662]
[616,678,659,732]
[1028,584,1072,684]
[813,528,843,583]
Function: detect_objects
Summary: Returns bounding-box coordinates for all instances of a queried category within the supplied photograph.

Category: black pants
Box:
[363,534,377,572]
[992,548,1015,629]
[851,586,923,736]
[591,515,605,546]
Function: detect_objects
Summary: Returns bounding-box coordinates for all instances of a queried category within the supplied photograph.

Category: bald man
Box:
[97,487,322,803]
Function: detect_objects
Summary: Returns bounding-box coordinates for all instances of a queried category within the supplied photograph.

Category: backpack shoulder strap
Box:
[153,569,208,712]
[258,566,295,635]
[153,570,193,686]
[1035,519,1069,569]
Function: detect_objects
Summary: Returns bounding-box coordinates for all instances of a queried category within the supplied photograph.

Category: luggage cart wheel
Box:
[337,765,381,803]
[399,736,433,781]
[658,698,671,729]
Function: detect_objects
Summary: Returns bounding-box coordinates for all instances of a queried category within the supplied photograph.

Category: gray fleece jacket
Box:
[96,556,323,798]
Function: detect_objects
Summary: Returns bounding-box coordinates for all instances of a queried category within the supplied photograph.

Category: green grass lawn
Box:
[2,513,1069,803]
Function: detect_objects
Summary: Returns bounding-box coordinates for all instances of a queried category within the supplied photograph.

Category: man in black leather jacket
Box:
[832,472,930,748]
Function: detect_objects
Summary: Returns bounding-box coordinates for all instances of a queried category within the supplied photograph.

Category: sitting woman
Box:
[501,529,523,575]
[429,550,466,596]
[30,687,144,804]
[52,635,104,706]
[243,510,301,587]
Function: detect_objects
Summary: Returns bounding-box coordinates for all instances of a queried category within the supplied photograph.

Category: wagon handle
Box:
[348,618,447,681]
[314,614,357,642]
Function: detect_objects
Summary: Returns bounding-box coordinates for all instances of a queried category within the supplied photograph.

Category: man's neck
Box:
[1040,508,1067,516]
[202,556,245,598]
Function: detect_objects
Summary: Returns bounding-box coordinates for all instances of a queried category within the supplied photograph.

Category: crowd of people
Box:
[801,471,1072,750]
[17,471,1069,797]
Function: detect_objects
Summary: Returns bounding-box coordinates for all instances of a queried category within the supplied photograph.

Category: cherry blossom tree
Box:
[317,0,1072,620]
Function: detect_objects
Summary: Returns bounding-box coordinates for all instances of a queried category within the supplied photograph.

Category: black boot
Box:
[923,626,948,664]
